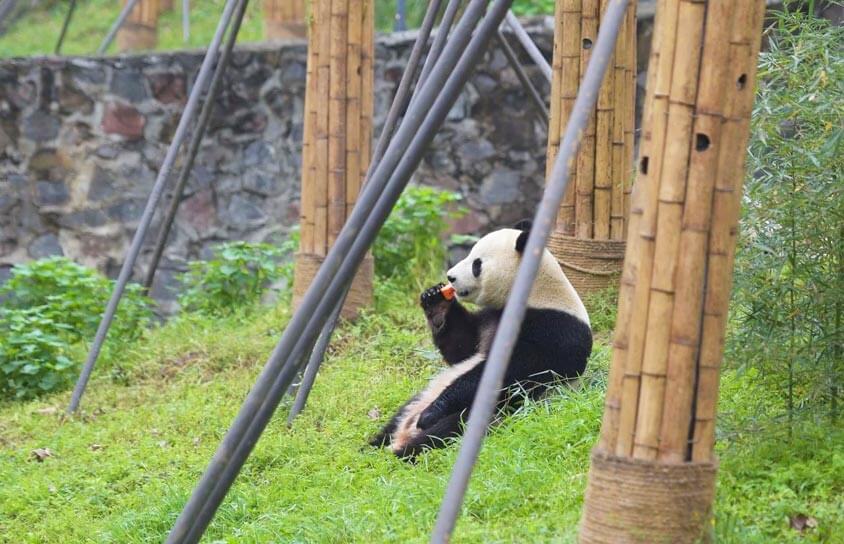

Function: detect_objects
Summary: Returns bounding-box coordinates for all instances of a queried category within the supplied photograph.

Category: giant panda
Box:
[369,222,592,459]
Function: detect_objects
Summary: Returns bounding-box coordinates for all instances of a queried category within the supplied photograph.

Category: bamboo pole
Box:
[294,0,373,317]
[546,0,636,293]
[582,1,765,540]
[599,0,765,462]
[117,0,159,51]
[263,0,307,40]
[692,0,766,462]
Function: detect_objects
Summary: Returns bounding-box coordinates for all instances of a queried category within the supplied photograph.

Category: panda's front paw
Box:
[420,283,448,310]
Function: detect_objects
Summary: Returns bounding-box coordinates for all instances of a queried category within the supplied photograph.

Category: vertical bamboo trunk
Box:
[117,0,160,51]
[581,2,766,542]
[294,0,373,318]
[546,0,636,295]
[264,0,307,40]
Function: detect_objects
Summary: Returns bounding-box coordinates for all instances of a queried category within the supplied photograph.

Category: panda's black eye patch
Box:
[472,258,482,278]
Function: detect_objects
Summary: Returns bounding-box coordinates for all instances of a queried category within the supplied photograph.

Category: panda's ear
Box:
[514,220,531,254]
[513,219,532,232]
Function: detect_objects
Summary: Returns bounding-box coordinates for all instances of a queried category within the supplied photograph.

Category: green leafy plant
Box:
[0,307,75,400]
[373,185,465,291]
[729,6,843,429]
[0,257,152,342]
[178,241,289,315]
[0,257,153,399]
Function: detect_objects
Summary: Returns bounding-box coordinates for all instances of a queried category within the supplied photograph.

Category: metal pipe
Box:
[168,0,494,542]
[504,10,551,82]
[67,0,240,415]
[369,0,442,175]
[97,0,142,55]
[54,0,77,54]
[142,0,249,292]
[166,1,511,541]
[285,0,446,424]
[286,284,347,425]
[494,29,548,128]
[430,1,630,542]
[415,0,462,92]
[182,0,190,42]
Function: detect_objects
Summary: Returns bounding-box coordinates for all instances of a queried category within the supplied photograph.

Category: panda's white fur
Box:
[446,228,589,323]
[373,227,592,458]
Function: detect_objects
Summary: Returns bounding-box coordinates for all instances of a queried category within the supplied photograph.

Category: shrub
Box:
[0,257,153,399]
[0,257,152,342]
[729,7,843,427]
[177,241,289,315]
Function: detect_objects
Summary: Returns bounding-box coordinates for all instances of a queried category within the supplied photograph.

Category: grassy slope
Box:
[0,0,551,58]
[0,288,841,543]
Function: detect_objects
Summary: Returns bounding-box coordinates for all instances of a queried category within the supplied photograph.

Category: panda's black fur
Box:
[369,223,593,459]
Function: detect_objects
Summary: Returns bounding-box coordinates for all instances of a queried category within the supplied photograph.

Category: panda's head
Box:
[446,222,588,323]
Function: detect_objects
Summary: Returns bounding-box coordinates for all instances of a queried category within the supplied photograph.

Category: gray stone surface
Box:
[0,16,656,312]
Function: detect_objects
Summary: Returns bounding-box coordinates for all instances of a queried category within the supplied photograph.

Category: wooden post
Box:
[546,0,637,294]
[264,0,307,40]
[580,2,766,542]
[117,0,160,51]
[294,0,373,319]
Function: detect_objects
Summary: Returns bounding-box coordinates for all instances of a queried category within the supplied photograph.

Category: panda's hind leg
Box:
[393,411,465,460]
[368,395,419,448]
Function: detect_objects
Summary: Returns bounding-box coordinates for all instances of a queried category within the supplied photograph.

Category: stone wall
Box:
[0,17,652,310]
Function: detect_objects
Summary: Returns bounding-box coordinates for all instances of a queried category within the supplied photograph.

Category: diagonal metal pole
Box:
[67,0,241,415]
[143,0,250,292]
[430,1,631,541]
[54,0,77,54]
[412,0,462,105]
[286,0,445,425]
[96,0,142,55]
[182,0,190,42]
[504,10,551,82]
[165,2,513,541]
[495,29,548,127]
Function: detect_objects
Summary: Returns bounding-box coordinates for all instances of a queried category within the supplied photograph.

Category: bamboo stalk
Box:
[657,0,733,462]
[551,0,583,235]
[327,0,348,247]
[300,7,319,255]
[631,0,706,461]
[313,0,331,256]
[613,0,679,457]
[118,0,159,51]
[609,2,626,240]
[360,0,374,185]
[692,0,766,462]
[575,0,599,239]
[345,0,363,219]
[264,0,307,40]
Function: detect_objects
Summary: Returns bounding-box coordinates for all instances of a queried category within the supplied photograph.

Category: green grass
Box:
[0,0,558,59]
[0,0,269,58]
[0,287,841,542]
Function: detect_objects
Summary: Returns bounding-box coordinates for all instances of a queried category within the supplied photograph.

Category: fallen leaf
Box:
[790,513,818,533]
[48,485,57,494]
[367,408,381,420]
[151,428,161,436]
[31,448,53,462]
[34,407,59,416]
[158,440,168,448]
[193,437,201,447]
[90,444,103,451]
